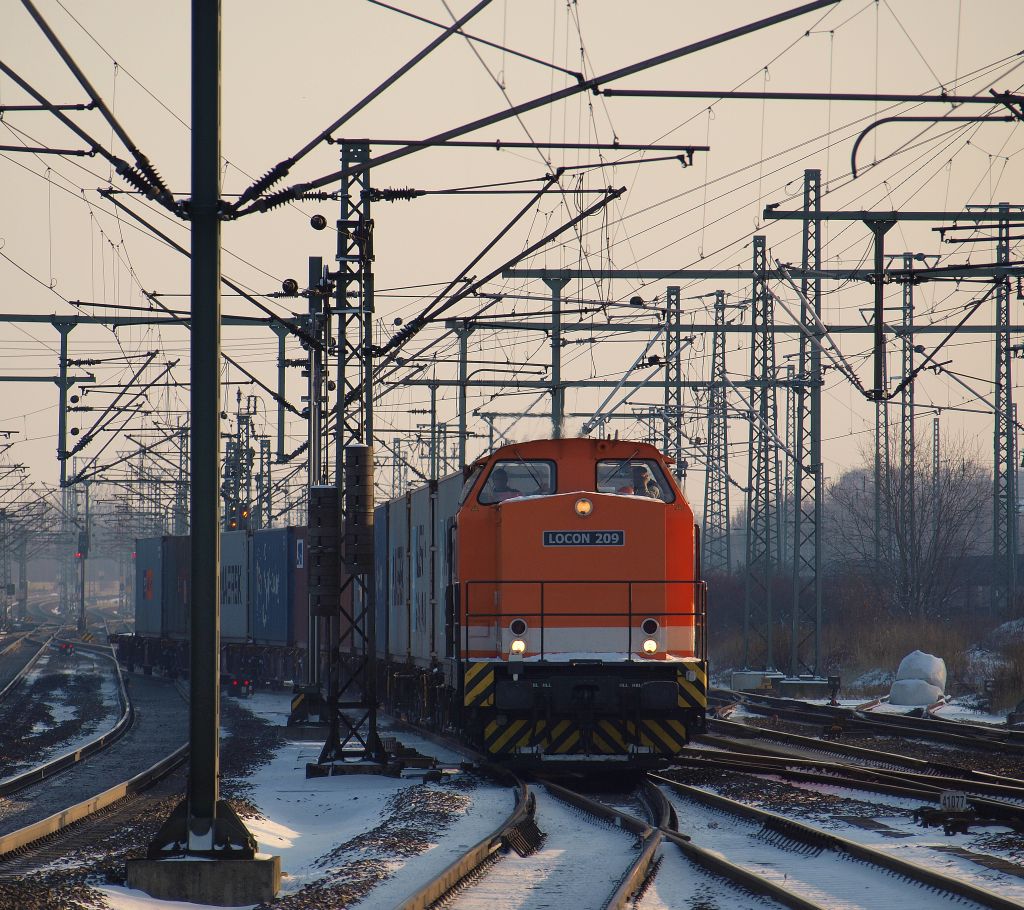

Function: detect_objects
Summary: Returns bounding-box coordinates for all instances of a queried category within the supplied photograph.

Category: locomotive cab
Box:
[455,438,707,766]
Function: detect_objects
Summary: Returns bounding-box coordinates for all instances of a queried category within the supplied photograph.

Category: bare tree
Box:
[826,430,988,621]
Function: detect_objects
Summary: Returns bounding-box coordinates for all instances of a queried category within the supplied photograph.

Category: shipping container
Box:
[250,524,301,646]
[161,535,191,639]
[134,537,163,637]
[220,530,250,642]
[387,496,410,658]
[434,473,463,664]
[374,504,389,662]
[409,485,433,664]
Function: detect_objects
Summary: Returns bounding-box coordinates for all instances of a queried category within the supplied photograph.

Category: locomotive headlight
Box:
[510,639,527,658]
[574,497,593,517]
[642,638,658,654]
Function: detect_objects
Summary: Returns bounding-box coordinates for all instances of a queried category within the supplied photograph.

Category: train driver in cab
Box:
[630,464,662,499]
[484,467,520,502]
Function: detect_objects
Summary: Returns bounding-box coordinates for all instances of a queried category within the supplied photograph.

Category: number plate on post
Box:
[542,530,625,546]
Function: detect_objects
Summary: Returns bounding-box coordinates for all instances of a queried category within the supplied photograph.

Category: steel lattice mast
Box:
[664,286,684,485]
[897,253,916,616]
[993,202,1017,615]
[702,290,731,573]
[743,235,779,670]
[319,140,384,764]
[789,169,822,677]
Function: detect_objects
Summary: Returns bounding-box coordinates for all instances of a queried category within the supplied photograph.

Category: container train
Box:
[374,437,708,767]
[115,526,308,685]
[117,436,708,768]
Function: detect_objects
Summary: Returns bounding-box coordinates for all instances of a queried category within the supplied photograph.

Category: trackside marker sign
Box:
[542,530,625,546]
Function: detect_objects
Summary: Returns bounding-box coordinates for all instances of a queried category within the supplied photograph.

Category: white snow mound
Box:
[889,678,944,706]
[895,650,946,690]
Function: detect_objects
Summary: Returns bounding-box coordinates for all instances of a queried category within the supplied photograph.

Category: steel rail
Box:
[0,744,188,861]
[676,746,1024,827]
[0,634,53,703]
[390,768,536,910]
[540,779,665,910]
[0,642,134,798]
[653,774,1024,910]
[710,689,1024,752]
[708,717,1024,787]
[550,777,829,910]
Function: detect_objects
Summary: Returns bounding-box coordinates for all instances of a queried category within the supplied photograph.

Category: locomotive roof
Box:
[477,437,673,468]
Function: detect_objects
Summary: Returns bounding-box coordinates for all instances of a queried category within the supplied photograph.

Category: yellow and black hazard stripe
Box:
[483,718,582,755]
[634,718,689,755]
[81,631,95,642]
[676,661,708,709]
[290,691,305,714]
[463,662,496,707]
[482,716,687,756]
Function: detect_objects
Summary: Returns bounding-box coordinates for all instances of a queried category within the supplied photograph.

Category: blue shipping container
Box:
[251,528,292,645]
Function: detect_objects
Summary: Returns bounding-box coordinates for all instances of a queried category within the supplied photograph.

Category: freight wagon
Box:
[114,526,309,686]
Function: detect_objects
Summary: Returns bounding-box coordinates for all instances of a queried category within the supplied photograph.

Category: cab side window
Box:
[478,460,556,504]
[596,459,675,502]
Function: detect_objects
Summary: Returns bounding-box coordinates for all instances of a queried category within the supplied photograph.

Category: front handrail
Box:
[463,579,707,661]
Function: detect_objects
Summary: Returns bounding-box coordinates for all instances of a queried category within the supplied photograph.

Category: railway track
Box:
[711,688,1024,753]
[700,722,1024,800]
[652,773,1024,909]
[382,713,1024,909]
[0,672,187,841]
[0,631,52,703]
[0,641,131,797]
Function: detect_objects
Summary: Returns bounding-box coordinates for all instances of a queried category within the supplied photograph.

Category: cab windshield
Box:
[478,459,556,504]
[597,459,675,502]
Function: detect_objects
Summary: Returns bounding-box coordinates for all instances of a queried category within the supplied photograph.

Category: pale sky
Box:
[2,1,1023,519]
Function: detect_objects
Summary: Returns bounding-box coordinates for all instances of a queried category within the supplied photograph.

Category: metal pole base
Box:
[145,797,257,859]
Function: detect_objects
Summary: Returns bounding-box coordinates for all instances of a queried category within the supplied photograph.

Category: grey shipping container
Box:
[134,537,163,636]
[387,496,410,659]
[161,535,191,639]
[409,485,433,664]
[220,530,250,642]
[251,527,301,646]
[374,504,389,662]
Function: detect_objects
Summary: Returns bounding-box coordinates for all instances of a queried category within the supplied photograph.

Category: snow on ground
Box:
[640,843,781,910]
[89,886,216,910]
[666,789,1003,910]
[693,777,1024,905]
[98,691,512,910]
[443,786,639,910]
[0,649,123,785]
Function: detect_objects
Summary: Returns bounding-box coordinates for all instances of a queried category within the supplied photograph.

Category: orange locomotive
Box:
[374,437,708,767]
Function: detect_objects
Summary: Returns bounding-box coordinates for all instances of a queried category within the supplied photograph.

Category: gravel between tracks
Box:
[2,690,511,910]
[732,713,1024,777]
[662,767,1024,904]
[0,673,187,837]
[0,636,38,695]
[0,649,121,782]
